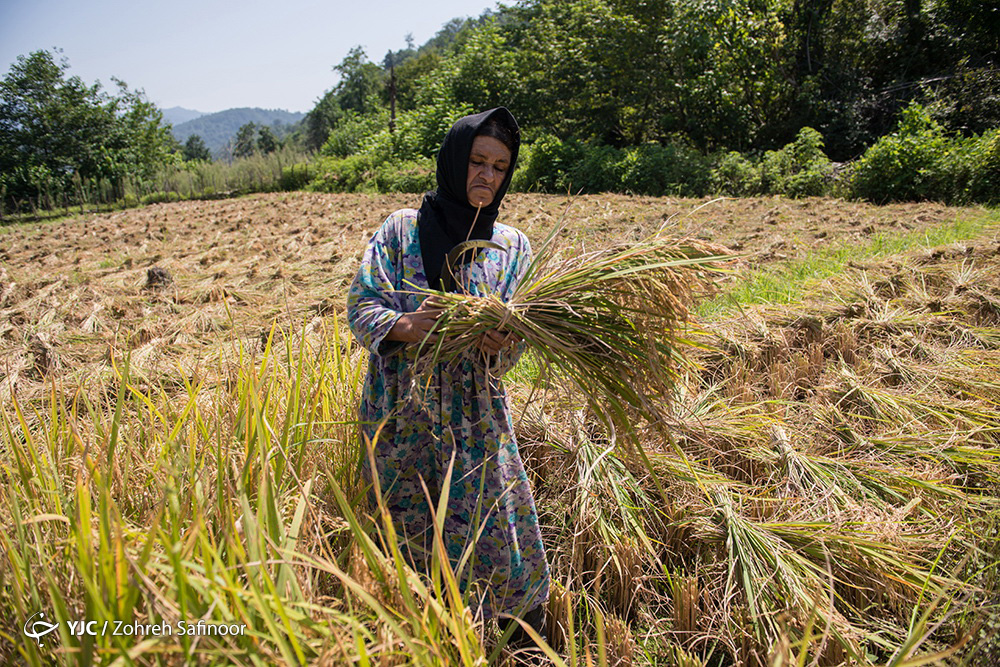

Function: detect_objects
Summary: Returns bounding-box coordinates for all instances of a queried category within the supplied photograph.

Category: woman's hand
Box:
[477,329,521,355]
[386,297,445,344]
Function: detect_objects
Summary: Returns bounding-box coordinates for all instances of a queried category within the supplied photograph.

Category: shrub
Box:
[849,103,954,203]
[850,105,1000,204]
[307,154,378,193]
[759,127,833,197]
[507,142,533,192]
[617,141,711,197]
[571,143,622,193]
[372,158,435,193]
[709,128,834,198]
[513,136,711,196]
[140,190,182,205]
[395,101,476,159]
[306,155,434,194]
[322,111,389,158]
[710,150,763,196]
[962,129,1000,205]
[509,134,582,192]
[280,162,317,191]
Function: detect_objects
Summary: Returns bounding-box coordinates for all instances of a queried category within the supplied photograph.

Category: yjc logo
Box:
[23,612,59,647]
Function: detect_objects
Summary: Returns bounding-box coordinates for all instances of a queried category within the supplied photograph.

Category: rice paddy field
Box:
[1,192,999,666]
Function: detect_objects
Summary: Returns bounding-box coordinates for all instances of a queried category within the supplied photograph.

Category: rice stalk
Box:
[412,236,731,446]
[767,422,857,507]
[832,365,1000,431]
[838,425,1000,486]
[0,322,417,664]
[710,487,863,657]
[517,410,663,635]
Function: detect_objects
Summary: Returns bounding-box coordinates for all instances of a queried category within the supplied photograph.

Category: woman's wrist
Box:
[385,314,411,342]
[386,310,441,344]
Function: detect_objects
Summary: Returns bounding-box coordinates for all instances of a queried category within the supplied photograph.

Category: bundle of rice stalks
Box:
[413,235,731,440]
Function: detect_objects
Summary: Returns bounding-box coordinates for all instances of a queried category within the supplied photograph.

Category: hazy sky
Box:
[0,0,501,114]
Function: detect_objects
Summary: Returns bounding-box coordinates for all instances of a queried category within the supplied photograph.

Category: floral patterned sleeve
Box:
[347,214,406,357]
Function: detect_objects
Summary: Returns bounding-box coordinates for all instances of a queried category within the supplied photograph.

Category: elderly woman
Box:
[346,107,549,645]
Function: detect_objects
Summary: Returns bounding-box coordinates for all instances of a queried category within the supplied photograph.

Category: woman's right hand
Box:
[386,297,445,343]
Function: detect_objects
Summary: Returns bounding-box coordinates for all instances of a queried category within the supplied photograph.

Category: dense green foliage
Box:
[301,0,998,203]
[3,1,998,213]
[851,103,1000,204]
[181,134,212,162]
[303,13,496,152]
[712,128,836,198]
[0,49,174,211]
[307,154,434,194]
[509,136,712,196]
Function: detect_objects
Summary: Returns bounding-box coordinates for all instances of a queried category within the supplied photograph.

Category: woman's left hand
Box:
[477,329,520,355]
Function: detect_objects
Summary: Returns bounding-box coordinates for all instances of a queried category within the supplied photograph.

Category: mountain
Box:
[171,108,306,156]
[162,106,206,126]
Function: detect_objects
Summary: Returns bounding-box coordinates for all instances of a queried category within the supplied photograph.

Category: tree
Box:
[498,0,628,142]
[182,134,211,161]
[391,49,442,111]
[233,122,258,158]
[257,125,279,154]
[0,49,172,208]
[106,77,174,178]
[333,47,384,115]
[304,91,343,151]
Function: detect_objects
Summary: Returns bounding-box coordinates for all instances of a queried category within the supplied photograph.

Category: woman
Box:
[346,107,549,644]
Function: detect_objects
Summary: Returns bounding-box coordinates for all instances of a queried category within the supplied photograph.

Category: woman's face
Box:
[466,135,512,207]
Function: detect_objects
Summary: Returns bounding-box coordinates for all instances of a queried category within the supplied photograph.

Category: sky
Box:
[0,0,501,114]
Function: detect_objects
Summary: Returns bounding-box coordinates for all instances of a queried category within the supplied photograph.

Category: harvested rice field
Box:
[2,192,999,666]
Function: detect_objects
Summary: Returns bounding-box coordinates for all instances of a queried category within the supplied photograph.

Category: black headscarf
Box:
[417,107,520,291]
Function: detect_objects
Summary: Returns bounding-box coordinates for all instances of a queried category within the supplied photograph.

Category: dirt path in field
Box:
[0,192,991,401]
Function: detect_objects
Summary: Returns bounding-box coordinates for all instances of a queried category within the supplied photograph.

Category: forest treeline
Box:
[299,0,999,204]
[2,0,998,216]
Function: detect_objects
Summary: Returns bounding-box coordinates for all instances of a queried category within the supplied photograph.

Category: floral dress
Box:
[346,208,550,619]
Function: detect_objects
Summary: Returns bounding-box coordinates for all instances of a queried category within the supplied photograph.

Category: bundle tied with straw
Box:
[411,227,732,444]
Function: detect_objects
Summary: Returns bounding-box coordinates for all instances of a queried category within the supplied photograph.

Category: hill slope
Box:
[161,106,206,126]
[171,107,305,155]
